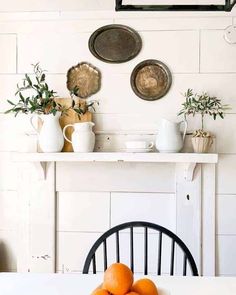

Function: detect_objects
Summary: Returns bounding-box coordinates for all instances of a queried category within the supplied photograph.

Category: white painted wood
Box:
[111,193,176,231]
[1,273,236,295]
[18,30,198,74]
[176,164,202,273]
[114,17,232,30]
[17,163,32,272]
[201,30,236,73]
[217,155,236,194]
[0,0,114,12]
[0,152,17,190]
[216,235,236,276]
[29,162,56,272]
[0,191,18,230]
[56,232,101,273]
[0,7,235,275]
[12,152,218,164]
[0,19,113,34]
[202,163,216,276]
[17,162,56,272]
[18,32,92,74]
[217,195,236,235]
[33,162,46,180]
[0,34,16,73]
[0,12,60,21]
[56,162,175,193]
[57,192,110,232]
[184,162,197,181]
[201,115,236,154]
[138,31,199,73]
[91,73,236,116]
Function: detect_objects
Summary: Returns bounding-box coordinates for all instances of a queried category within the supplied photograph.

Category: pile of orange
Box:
[91,263,158,295]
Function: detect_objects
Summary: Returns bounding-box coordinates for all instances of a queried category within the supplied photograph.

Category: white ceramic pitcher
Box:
[30,112,64,153]
[155,118,188,153]
[63,122,95,152]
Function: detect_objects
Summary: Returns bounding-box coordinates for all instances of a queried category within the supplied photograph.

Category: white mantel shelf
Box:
[12,152,218,163]
[12,152,218,181]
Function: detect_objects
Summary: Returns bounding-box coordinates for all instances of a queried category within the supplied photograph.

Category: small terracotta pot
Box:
[191,137,213,153]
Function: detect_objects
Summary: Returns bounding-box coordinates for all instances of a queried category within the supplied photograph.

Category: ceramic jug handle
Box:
[180,120,188,141]
[148,142,154,149]
[30,115,39,135]
[63,124,74,143]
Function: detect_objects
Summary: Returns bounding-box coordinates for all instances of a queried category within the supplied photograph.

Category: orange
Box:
[125,292,140,295]
[91,284,108,295]
[103,263,134,295]
[91,288,110,295]
[131,278,158,295]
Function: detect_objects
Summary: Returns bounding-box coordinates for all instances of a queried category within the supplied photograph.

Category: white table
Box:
[0,273,236,295]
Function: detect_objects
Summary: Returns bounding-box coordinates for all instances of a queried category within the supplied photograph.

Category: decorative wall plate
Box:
[67,62,101,98]
[89,24,142,63]
[130,59,172,101]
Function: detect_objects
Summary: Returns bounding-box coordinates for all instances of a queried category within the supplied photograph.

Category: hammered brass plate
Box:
[130,60,172,101]
[67,62,101,98]
[89,24,142,63]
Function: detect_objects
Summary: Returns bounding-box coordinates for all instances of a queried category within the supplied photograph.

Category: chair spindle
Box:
[144,227,148,275]
[157,232,162,275]
[183,254,187,276]
[130,227,134,272]
[116,231,120,263]
[170,240,175,275]
[103,240,108,271]
[92,254,96,274]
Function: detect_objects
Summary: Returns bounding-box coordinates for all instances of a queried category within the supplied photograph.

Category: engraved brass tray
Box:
[67,62,101,98]
[130,59,172,101]
[89,24,142,63]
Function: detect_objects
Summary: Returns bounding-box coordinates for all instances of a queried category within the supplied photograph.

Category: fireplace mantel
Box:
[12,152,218,181]
[13,152,218,276]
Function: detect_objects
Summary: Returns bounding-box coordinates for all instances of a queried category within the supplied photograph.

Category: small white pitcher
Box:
[63,122,95,152]
[30,112,64,153]
[155,118,188,153]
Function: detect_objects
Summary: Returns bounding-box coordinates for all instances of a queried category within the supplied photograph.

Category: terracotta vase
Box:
[191,137,213,153]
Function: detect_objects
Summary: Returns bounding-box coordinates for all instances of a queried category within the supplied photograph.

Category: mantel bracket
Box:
[32,162,47,180]
[184,162,197,182]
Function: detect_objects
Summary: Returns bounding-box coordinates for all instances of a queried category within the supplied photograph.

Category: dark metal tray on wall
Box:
[130,59,172,101]
[89,24,142,63]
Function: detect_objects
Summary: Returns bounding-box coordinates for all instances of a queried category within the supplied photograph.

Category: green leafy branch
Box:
[5,64,99,118]
[178,88,230,130]
[69,87,99,119]
[5,63,60,116]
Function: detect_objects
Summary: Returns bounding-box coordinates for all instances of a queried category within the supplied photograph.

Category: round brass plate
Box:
[67,62,101,98]
[89,24,142,63]
[131,59,172,101]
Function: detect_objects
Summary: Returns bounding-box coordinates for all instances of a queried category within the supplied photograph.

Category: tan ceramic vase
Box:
[192,137,213,153]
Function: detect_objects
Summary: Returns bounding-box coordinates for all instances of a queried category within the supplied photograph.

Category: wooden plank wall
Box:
[0,1,236,275]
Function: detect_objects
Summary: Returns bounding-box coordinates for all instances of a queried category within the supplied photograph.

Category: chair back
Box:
[82,221,198,276]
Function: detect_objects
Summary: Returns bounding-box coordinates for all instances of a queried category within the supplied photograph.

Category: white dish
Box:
[122,148,153,153]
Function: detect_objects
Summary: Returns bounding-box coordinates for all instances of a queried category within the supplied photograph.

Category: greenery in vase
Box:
[178,89,229,137]
[5,63,98,117]
[5,63,61,116]
[69,86,98,119]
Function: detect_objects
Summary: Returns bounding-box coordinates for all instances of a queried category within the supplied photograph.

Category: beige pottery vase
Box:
[192,137,213,153]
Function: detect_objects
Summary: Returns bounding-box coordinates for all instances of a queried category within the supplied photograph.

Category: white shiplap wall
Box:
[0,0,236,275]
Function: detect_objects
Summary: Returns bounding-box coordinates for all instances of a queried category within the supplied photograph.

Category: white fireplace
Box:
[13,152,217,275]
